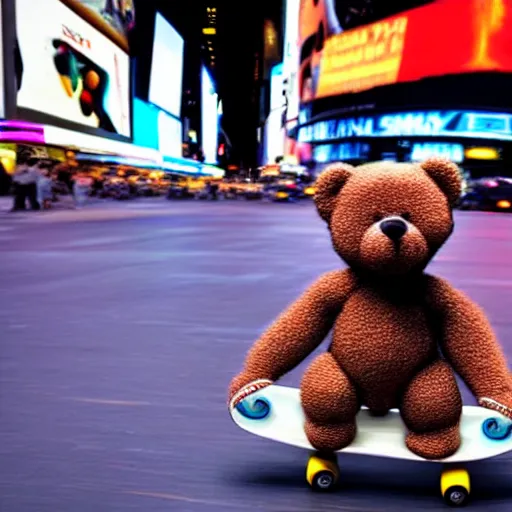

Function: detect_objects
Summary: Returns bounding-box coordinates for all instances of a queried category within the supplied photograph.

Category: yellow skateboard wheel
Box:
[306,454,339,492]
[440,468,470,507]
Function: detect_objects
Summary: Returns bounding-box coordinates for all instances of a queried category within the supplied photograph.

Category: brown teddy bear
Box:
[229,157,512,460]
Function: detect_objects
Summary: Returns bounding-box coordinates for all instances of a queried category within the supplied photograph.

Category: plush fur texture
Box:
[229,157,512,460]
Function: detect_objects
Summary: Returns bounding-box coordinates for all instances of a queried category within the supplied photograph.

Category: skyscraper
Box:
[201,4,218,74]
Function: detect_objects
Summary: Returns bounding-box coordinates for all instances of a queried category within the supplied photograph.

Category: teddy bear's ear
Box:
[421,157,462,207]
[314,162,354,223]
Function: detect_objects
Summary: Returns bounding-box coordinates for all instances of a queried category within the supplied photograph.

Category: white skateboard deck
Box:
[230,385,512,463]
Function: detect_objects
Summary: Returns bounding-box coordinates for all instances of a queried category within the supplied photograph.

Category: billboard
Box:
[298,110,512,143]
[75,0,135,38]
[60,0,134,51]
[15,0,131,137]
[133,98,159,149]
[148,13,184,118]
[201,66,219,165]
[264,63,287,164]
[133,98,182,157]
[158,111,182,159]
[270,63,286,111]
[312,141,465,164]
[299,0,512,103]
[283,0,301,122]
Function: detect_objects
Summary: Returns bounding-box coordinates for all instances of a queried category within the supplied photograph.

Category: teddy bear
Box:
[229,157,512,460]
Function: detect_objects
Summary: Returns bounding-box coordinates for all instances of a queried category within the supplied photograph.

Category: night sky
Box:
[133,0,282,167]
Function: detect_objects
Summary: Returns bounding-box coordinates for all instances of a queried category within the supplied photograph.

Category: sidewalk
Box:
[0,196,13,212]
[0,195,110,213]
[0,195,175,223]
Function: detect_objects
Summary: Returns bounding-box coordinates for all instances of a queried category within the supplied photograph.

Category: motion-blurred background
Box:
[1,1,511,511]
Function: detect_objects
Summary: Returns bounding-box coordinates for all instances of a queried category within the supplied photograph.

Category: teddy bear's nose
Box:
[380,218,408,241]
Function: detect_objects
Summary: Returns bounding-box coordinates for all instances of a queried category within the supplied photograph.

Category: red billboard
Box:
[299,0,512,102]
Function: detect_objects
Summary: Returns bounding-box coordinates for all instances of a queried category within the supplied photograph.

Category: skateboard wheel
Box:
[482,417,512,440]
[440,468,470,507]
[306,455,339,492]
[235,397,271,420]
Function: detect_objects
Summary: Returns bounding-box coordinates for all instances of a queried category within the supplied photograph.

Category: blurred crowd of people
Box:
[9,157,93,212]
[0,158,320,211]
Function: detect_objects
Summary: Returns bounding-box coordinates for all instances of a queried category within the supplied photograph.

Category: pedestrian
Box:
[11,157,40,211]
[210,181,219,200]
[205,180,212,200]
[73,172,92,208]
[36,166,53,210]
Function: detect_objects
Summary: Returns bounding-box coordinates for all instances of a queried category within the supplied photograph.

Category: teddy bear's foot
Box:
[305,419,356,452]
[406,424,461,460]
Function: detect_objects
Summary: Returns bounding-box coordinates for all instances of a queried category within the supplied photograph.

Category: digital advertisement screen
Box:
[148,13,184,118]
[264,108,286,165]
[265,63,286,165]
[283,0,300,122]
[133,98,159,150]
[299,0,512,103]
[201,66,219,165]
[298,111,512,143]
[76,0,135,39]
[270,64,286,111]
[15,0,131,137]
[158,111,182,159]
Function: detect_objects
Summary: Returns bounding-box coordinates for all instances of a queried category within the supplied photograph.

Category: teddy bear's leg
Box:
[401,360,463,460]
[300,353,359,452]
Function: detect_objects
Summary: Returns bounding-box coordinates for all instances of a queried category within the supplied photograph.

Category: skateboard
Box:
[229,384,512,507]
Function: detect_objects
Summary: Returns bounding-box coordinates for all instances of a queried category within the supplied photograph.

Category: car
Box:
[102,176,133,200]
[237,182,264,200]
[458,177,512,212]
[302,184,316,198]
[263,181,302,202]
[133,176,156,196]
[167,178,192,199]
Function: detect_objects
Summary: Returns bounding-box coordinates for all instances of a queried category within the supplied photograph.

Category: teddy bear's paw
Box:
[406,425,461,460]
[478,396,512,419]
[228,378,273,409]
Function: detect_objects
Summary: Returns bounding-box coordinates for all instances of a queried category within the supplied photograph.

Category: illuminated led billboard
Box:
[299,0,512,102]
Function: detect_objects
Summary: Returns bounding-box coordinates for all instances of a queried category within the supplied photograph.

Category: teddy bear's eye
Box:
[401,213,411,221]
[373,214,384,223]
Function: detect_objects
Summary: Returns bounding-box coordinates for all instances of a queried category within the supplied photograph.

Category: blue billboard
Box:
[298,111,512,143]
[132,98,159,150]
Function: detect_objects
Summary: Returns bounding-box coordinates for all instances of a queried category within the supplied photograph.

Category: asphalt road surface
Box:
[1,199,511,512]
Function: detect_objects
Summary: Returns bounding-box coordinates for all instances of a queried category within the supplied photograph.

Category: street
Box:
[1,200,511,512]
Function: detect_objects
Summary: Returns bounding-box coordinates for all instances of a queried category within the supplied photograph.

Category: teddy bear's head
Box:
[314,157,462,276]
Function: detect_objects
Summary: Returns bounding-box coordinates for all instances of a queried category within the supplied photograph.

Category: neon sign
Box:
[411,143,464,163]
[297,111,512,143]
[314,143,370,163]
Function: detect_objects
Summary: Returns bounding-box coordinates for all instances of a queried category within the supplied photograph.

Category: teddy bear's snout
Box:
[379,218,408,241]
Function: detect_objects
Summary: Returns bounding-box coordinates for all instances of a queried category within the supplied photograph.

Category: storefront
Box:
[297,110,512,178]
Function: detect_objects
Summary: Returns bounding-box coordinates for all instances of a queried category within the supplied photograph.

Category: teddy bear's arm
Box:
[228,269,358,405]
[425,275,512,418]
